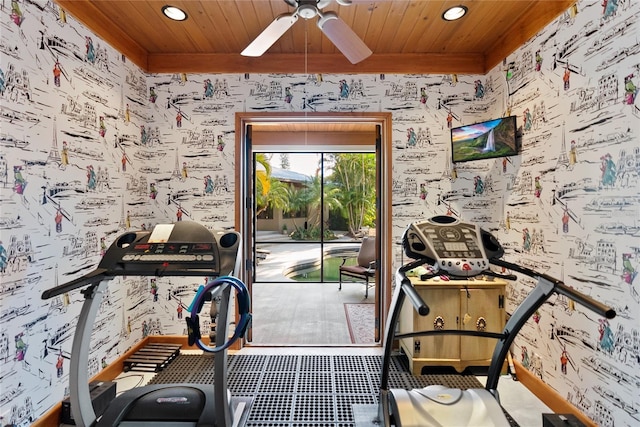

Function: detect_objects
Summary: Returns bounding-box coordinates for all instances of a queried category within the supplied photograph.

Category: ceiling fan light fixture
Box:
[162,5,187,21]
[442,5,467,21]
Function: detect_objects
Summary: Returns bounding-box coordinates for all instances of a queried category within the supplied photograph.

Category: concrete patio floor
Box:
[250,231,374,346]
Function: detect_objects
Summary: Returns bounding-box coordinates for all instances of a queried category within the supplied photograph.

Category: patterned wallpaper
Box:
[481,3,639,424]
[0,0,638,425]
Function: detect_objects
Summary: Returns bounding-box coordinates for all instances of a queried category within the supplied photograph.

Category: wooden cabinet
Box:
[399,278,507,375]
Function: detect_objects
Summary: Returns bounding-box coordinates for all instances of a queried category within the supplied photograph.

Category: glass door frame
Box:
[235,112,393,346]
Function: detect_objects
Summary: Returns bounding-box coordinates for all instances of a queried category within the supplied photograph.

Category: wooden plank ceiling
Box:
[55,0,575,74]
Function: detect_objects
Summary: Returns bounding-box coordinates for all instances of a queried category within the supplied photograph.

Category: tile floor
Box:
[250,281,375,345]
[236,346,552,427]
[103,347,551,427]
[245,279,552,426]
[112,275,550,426]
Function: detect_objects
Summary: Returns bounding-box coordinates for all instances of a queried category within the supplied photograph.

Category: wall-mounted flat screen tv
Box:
[451,116,519,163]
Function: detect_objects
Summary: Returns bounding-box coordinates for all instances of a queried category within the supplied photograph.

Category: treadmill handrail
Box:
[41,268,109,299]
[490,258,616,319]
[396,275,430,317]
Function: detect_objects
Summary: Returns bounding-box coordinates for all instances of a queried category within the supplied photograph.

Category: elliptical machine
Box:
[42,222,251,427]
[379,216,616,427]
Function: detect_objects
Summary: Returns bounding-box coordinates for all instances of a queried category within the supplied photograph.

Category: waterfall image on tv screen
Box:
[451,116,518,163]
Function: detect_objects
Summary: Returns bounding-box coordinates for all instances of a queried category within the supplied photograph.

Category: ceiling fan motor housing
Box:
[298,2,319,19]
[286,0,336,7]
[297,0,339,19]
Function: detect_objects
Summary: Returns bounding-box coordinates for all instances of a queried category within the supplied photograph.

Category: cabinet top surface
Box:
[408,277,508,288]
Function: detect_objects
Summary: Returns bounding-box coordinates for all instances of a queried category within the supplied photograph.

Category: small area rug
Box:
[344,303,375,344]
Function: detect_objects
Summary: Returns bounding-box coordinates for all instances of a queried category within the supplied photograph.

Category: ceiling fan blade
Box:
[317,12,372,64]
[241,13,298,57]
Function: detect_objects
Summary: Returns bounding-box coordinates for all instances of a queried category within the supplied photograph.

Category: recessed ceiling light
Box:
[442,5,467,21]
[162,5,187,21]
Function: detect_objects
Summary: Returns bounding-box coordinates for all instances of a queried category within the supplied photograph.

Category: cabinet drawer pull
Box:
[433,316,445,330]
[476,317,487,332]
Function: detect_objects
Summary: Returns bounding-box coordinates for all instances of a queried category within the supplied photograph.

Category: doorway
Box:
[235,112,393,346]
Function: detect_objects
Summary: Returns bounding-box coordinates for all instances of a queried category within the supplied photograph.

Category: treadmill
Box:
[379,215,616,427]
[42,221,251,427]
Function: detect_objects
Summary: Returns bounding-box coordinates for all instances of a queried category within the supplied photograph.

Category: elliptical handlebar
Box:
[399,275,430,316]
[397,259,431,316]
[395,257,516,318]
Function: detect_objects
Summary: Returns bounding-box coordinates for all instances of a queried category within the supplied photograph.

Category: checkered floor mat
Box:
[147,354,518,426]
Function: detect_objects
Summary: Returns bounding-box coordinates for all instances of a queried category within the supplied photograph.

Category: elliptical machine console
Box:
[42,221,251,427]
[402,215,504,277]
[379,216,616,427]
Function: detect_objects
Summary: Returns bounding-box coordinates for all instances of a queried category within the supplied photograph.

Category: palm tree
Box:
[287,174,341,239]
[330,153,376,237]
[255,153,290,217]
[256,178,290,217]
[286,184,309,233]
[304,174,342,229]
[255,153,272,195]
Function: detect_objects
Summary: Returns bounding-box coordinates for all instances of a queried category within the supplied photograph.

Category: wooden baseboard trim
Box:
[513,360,596,427]
[32,337,151,427]
[146,334,210,347]
[146,334,239,350]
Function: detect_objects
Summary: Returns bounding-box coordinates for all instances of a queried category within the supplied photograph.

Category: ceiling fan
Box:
[241,0,372,64]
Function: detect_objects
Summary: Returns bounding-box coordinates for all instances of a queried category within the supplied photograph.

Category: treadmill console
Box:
[402,216,504,277]
[42,221,241,299]
[99,221,240,277]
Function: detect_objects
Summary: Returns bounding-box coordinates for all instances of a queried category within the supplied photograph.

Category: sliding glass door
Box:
[237,114,390,346]
[253,152,376,285]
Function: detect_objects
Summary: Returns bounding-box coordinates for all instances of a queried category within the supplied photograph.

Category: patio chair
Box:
[339,236,377,298]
